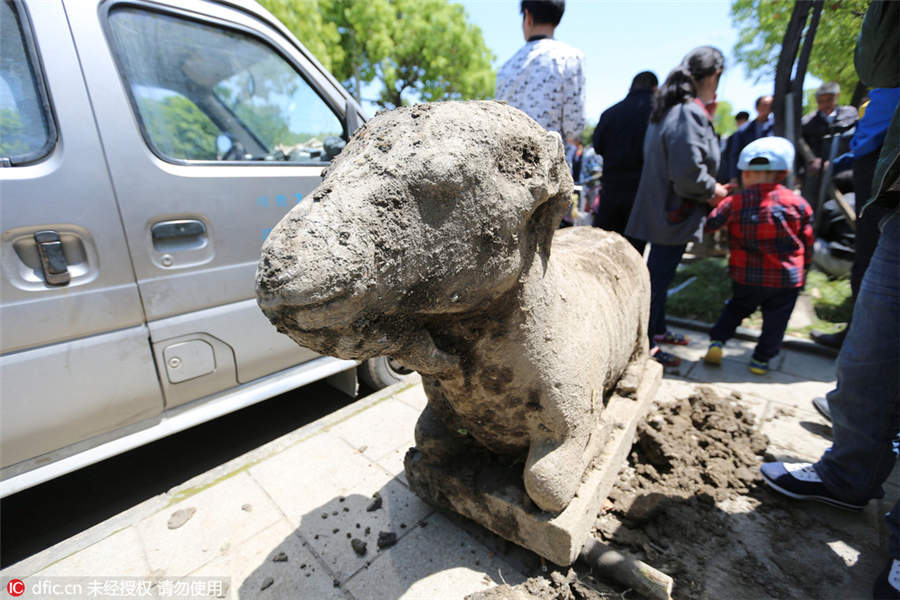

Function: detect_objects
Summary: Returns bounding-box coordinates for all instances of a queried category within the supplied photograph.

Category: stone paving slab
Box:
[191,519,338,599]
[343,512,526,600]
[326,396,421,462]
[683,356,834,404]
[137,471,283,577]
[759,401,832,464]
[779,347,838,382]
[290,477,433,583]
[33,526,149,578]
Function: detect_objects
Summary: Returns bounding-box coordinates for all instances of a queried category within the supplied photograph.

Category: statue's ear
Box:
[543,131,572,198]
[525,131,573,260]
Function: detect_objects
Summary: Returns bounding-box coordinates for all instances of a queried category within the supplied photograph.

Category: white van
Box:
[0,0,409,497]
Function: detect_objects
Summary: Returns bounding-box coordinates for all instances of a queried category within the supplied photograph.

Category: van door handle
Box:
[151,219,208,253]
[34,230,71,286]
[151,220,206,240]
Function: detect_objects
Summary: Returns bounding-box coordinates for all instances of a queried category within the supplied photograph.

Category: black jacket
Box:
[801,106,859,160]
[592,90,653,207]
[593,90,653,180]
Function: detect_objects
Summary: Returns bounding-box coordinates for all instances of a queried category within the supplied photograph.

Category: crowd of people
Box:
[494,1,899,598]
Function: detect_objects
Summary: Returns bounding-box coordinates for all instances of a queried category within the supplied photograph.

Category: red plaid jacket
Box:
[705,183,813,288]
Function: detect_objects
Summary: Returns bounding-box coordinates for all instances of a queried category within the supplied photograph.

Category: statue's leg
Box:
[522,389,589,513]
[413,383,469,464]
[523,436,585,513]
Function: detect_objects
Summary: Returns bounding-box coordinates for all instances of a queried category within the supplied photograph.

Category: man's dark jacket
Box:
[855,0,900,213]
[801,106,859,161]
[591,89,653,227]
[720,117,773,183]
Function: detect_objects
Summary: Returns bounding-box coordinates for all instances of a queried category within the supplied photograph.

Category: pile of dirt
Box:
[594,385,770,598]
[468,383,879,600]
[604,384,767,515]
[466,568,618,600]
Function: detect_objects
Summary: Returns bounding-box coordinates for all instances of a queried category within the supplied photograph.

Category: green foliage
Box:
[257,0,342,73]
[580,124,594,147]
[667,258,733,324]
[713,99,737,137]
[233,103,289,150]
[261,0,496,109]
[805,269,853,323]
[730,0,868,105]
[0,108,29,157]
[138,95,219,160]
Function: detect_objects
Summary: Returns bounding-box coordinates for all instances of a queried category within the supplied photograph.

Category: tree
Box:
[260,0,495,109]
[137,95,219,160]
[256,0,343,73]
[730,0,868,105]
[713,99,737,137]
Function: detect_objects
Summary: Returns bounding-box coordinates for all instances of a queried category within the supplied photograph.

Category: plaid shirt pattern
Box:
[705,183,813,288]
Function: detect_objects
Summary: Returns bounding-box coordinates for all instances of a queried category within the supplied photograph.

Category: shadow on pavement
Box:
[236,475,538,599]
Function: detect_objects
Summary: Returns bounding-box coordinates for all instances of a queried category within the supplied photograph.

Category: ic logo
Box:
[6,579,24,597]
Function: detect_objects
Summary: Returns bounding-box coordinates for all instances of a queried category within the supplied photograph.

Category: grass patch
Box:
[666,258,852,335]
[805,270,853,323]
[667,257,731,323]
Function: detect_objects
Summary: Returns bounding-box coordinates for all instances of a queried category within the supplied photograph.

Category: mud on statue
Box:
[256,101,652,515]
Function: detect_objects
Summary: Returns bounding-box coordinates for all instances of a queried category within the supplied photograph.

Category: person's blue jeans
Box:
[709,282,800,363]
[647,242,687,346]
[813,209,900,555]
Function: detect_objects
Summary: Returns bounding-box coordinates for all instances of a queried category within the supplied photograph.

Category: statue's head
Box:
[256,100,572,360]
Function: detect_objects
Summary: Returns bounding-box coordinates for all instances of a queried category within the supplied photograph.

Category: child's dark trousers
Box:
[709,282,800,363]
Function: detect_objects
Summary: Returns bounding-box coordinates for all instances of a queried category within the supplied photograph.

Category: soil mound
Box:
[469,383,878,600]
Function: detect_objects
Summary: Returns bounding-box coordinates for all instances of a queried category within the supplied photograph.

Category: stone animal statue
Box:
[256,101,650,513]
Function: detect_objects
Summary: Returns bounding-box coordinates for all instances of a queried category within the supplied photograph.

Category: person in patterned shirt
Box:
[702,137,813,375]
[495,1,585,145]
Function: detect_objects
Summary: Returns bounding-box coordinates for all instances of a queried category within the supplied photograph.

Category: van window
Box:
[134,86,219,161]
[0,0,55,164]
[107,8,344,164]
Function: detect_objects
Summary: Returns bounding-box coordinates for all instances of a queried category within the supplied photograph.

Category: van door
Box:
[0,0,163,472]
[65,1,355,407]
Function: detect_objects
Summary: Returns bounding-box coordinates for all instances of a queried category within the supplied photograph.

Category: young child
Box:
[703,136,813,375]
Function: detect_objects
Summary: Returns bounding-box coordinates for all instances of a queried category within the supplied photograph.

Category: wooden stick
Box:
[831,185,857,231]
[579,538,674,600]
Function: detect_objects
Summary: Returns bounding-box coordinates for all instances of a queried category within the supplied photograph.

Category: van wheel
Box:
[359,356,415,390]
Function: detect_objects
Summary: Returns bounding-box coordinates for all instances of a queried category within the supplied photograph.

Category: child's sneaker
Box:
[749,358,768,375]
[704,341,724,365]
[651,349,681,368]
[653,331,690,345]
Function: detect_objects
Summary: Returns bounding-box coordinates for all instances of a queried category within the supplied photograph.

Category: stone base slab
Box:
[404,359,662,566]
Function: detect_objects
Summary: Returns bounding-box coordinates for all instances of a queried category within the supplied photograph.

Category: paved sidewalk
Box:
[3,326,895,599]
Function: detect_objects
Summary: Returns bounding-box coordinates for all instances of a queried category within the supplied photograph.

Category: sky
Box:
[454,0,799,125]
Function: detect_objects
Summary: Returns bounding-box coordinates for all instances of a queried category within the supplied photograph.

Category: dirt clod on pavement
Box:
[377,531,398,550]
[366,492,383,512]
[351,538,367,556]
[166,507,196,530]
[469,383,878,600]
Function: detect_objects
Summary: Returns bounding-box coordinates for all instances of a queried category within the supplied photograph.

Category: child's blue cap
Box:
[738,136,795,171]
